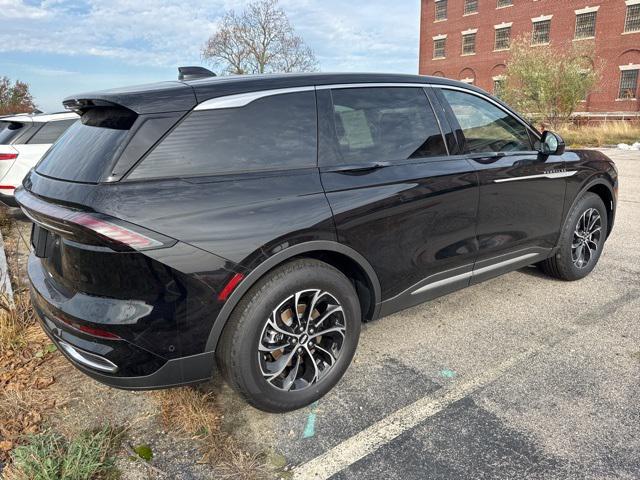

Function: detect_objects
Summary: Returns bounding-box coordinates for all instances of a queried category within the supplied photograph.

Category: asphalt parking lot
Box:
[213,148,640,479]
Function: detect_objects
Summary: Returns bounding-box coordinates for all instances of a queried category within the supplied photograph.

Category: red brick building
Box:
[419,0,640,116]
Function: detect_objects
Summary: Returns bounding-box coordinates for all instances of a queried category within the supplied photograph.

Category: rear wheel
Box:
[539,192,608,281]
[217,259,361,412]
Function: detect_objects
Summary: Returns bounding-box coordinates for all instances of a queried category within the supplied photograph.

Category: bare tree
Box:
[0,77,36,115]
[202,0,318,75]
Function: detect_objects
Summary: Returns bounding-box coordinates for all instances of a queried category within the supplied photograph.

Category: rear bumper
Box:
[28,253,216,390]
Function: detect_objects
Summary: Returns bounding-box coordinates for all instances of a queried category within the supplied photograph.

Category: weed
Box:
[155,387,272,479]
[5,426,124,480]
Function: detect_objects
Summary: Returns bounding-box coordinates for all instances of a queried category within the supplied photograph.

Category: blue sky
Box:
[0,0,421,112]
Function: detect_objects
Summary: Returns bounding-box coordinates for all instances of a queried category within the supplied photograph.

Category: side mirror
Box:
[536,131,565,156]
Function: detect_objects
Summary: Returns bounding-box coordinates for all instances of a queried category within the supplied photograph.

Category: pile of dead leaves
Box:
[0,326,66,462]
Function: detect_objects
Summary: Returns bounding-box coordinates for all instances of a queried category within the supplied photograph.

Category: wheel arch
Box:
[204,241,381,352]
[565,175,616,239]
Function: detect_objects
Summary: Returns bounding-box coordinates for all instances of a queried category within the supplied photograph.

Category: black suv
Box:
[16,73,617,412]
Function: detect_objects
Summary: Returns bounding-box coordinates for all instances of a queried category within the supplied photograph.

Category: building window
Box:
[433,38,446,58]
[625,4,640,33]
[464,0,478,15]
[462,33,476,55]
[497,0,512,8]
[619,69,639,99]
[494,27,511,50]
[575,11,597,39]
[435,0,447,21]
[493,78,505,98]
[532,20,551,45]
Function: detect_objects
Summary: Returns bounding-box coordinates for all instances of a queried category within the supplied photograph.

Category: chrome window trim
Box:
[194,86,316,111]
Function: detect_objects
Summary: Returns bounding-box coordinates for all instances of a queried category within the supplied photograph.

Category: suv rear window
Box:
[0,121,27,144]
[27,119,77,144]
[36,108,135,183]
[128,91,317,180]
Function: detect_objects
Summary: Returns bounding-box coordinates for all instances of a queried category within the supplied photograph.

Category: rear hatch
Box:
[15,82,211,368]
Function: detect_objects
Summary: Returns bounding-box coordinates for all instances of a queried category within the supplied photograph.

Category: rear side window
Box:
[0,121,26,144]
[440,89,532,153]
[129,91,317,180]
[36,108,135,183]
[327,87,447,165]
[27,120,77,144]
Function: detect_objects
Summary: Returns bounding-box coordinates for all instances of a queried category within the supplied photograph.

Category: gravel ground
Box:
[2,148,638,479]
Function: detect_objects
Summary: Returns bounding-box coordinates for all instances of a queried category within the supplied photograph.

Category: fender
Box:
[564,173,617,238]
[204,240,382,352]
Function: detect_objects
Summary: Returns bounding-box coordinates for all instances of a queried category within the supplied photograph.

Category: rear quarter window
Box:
[128,91,317,180]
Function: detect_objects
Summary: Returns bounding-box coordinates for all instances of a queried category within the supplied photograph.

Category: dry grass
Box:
[558,121,640,148]
[155,387,272,479]
[0,291,36,354]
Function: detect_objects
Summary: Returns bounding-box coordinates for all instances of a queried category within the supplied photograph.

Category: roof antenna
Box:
[178,66,216,81]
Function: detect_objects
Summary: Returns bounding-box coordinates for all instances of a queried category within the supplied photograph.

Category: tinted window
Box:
[0,121,26,144]
[129,91,317,179]
[36,109,134,182]
[28,119,77,144]
[328,87,447,165]
[441,89,532,153]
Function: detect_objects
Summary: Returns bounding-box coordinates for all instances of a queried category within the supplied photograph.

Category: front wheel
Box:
[539,192,608,281]
[217,259,361,412]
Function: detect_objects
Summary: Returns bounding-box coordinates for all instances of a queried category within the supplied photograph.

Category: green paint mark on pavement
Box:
[439,369,456,379]
[302,401,319,438]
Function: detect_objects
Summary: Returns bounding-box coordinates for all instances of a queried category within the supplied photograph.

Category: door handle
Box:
[328,162,391,174]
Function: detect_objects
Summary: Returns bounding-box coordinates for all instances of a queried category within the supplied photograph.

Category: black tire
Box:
[539,192,608,281]
[216,258,361,412]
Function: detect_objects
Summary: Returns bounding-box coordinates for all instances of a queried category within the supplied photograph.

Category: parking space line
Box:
[292,347,539,480]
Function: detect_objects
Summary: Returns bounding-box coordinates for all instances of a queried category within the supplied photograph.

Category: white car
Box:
[0,112,78,206]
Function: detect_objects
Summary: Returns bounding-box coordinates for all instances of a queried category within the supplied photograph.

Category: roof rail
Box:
[178,66,216,81]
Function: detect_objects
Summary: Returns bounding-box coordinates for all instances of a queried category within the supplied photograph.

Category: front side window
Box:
[462,33,476,55]
[328,87,447,165]
[464,0,478,15]
[625,4,640,33]
[532,20,551,45]
[130,91,317,179]
[494,27,511,50]
[435,0,447,21]
[441,89,533,154]
[27,120,77,144]
[433,38,446,58]
[575,11,597,39]
[619,69,639,99]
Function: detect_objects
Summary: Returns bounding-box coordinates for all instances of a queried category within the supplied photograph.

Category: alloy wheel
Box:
[258,289,347,392]
[572,207,602,269]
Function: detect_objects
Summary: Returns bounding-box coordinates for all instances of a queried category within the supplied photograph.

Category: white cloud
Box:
[0,0,50,18]
[0,0,420,73]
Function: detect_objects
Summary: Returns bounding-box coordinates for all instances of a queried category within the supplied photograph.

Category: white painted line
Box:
[292,347,539,480]
[0,227,14,307]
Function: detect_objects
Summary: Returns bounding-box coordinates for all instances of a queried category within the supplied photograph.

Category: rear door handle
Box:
[327,162,391,174]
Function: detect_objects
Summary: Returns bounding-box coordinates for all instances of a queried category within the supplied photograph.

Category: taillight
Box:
[15,188,175,252]
[71,213,164,250]
[0,153,17,161]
